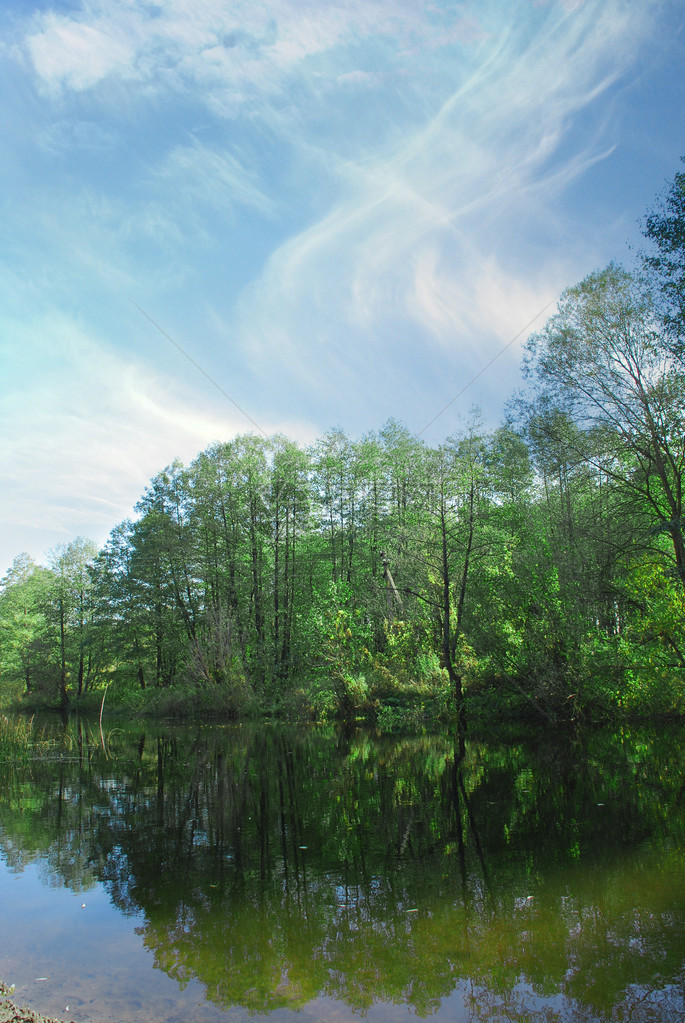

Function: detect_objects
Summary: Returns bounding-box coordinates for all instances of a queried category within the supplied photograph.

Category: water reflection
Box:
[1,721,684,1020]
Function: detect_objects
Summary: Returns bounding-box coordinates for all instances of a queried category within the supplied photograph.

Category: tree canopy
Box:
[3,161,685,726]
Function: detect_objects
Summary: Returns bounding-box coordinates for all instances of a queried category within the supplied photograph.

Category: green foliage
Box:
[307,598,373,717]
[4,384,685,725]
[0,714,59,762]
[7,163,685,726]
[616,556,685,715]
[141,679,258,720]
[642,157,685,351]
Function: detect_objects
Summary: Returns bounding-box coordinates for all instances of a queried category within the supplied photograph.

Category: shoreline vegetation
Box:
[2,164,685,731]
[0,983,73,1023]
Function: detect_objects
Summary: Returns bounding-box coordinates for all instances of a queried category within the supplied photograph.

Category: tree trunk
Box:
[59,599,68,710]
[440,500,463,714]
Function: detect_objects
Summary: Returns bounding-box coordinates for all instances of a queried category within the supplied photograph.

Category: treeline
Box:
[2,164,685,725]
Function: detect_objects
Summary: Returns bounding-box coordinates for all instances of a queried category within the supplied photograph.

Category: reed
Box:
[0,714,56,762]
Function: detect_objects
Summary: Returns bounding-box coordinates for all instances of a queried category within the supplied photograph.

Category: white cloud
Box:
[26,12,138,91]
[154,139,277,218]
[0,0,673,571]
[14,0,660,376]
[228,0,656,379]
[0,313,315,573]
[23,0,435,96]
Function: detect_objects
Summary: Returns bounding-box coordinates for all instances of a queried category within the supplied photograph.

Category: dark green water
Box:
[0,720,684,1022]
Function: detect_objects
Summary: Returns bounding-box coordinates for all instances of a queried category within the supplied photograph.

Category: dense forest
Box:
[2,163,685,727]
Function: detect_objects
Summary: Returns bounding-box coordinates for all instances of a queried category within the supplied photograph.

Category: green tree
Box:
[642,157,685,354]
[90,521,152,693]
[0,554,53,699]
[47,538,98,706]
[268,435,311,682]
[393,418,495,722]
[132,462,202,688]
[524,264,685,589]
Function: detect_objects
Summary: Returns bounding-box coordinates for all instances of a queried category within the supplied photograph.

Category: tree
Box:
[268,436,311,681]
[524,264,685,589]
[0,554,53,699]
[90,522,152,692]
[48,538,98,706]
[130,462,205,689]
[642,158,685,355]
[396,418,495,724]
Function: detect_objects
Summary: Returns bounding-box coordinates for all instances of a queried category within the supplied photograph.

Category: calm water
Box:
[0,719,684,1022]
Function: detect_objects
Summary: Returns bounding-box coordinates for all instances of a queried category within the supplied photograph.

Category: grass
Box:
[0,714,59,762]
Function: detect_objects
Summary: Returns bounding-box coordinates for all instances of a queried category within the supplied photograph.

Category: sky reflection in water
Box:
[0,721,684,1022]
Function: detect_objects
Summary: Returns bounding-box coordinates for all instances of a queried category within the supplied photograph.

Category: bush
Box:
[141,679,257,720]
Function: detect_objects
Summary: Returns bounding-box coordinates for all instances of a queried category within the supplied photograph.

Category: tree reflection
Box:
[1,722,684,1019]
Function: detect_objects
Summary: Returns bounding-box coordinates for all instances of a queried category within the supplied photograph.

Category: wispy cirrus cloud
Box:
[222,0,656,429]
[14,0,659,382]
[0,0,675,575]
[24,0,446,97]
[0,310,316,559]
[153,139,278,219]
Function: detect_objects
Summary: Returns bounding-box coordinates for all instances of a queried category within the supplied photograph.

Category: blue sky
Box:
[1,0,684,576]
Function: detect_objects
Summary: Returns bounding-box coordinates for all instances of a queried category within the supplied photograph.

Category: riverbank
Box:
[0,984,73,1023]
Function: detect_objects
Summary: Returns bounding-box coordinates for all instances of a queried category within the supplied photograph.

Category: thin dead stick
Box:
[99,684,109,755]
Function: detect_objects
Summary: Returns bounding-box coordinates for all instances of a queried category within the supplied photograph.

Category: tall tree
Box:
[524,264,685,589]
[91,522,152,691]
[399,419,494,723]
[268,436,311,681]
[642,158,685,354]
[47,538,98,706]
[131,466,198,689]
[0,555,53,699]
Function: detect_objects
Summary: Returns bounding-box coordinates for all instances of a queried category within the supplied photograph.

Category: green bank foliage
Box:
[2,164,685,726]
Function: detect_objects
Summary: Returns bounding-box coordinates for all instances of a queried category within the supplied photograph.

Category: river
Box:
[0,719,684,1022]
